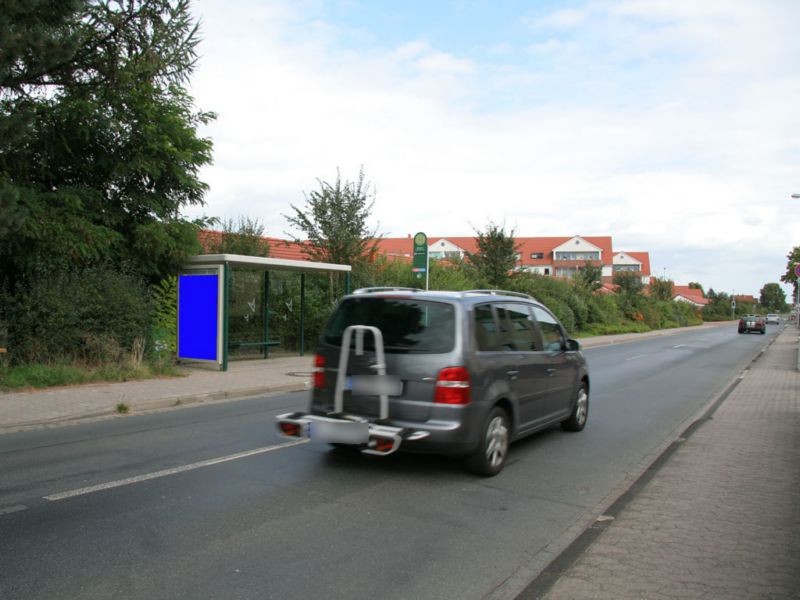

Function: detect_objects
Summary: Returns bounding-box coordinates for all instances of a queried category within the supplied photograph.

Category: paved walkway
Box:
[526,325,800,599]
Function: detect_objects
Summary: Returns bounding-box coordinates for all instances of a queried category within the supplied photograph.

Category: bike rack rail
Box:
[275,325,429,455]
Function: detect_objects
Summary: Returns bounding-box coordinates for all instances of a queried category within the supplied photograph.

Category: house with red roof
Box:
[197,230,653,289]
[672,285,710,307]
[373,235,650,283]
[612,251,651,285]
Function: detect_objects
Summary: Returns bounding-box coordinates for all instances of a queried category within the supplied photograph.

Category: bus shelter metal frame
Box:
[181,254,351,371]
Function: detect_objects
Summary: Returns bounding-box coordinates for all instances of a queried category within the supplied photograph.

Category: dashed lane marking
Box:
[0,504,29,516]
[626,354,649,361]
[44,439,308,502]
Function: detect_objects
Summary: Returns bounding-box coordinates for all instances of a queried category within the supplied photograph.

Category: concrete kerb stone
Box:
[0,381,310,435]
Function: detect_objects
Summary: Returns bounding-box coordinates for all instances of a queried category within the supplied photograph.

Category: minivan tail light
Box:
[435,367,471,405]
[313,354,326,389]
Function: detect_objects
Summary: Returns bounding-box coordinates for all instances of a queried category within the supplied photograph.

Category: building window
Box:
[613,265,640,272]
[555,251,600,261]
[530,252,544,259]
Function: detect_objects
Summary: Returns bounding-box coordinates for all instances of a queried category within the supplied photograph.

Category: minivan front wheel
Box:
[466,406,510,477]
[561,381,589,432]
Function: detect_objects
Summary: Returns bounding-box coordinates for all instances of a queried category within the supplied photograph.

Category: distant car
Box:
[738,314,766,334]
[766,314,780,324]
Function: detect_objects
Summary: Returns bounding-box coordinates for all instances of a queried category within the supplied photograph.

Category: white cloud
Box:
[186,0,800,296]
[525,8,588,30]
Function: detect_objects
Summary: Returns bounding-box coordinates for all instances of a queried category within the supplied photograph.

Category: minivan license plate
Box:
[310,420,369,444]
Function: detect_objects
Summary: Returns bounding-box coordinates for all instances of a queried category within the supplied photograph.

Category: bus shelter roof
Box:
[184,254,351,273]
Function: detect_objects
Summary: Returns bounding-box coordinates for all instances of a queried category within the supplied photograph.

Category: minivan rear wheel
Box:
[561,381,589,432]
[466,406,510,477]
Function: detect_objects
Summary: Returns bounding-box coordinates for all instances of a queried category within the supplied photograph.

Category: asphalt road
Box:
[0,324,777,600]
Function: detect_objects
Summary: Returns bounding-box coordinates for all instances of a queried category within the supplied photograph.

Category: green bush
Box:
[151,275,178,360]
[7,265,152,365]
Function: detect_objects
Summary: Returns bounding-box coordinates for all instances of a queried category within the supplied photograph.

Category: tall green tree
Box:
[208,216,270,257]
[283,167,380,267]
[759,283,787,312]
[466,221,519,289]
[780,246,800,302]
[0,0,214,292]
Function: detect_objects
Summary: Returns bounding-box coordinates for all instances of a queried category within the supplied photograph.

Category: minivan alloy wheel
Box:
[466,406,510,476]
[485,415,509,467]
[574,387,588,426]
[561,381,589,432]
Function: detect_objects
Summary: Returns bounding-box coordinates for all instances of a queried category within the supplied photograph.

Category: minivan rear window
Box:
[324,297,455,354]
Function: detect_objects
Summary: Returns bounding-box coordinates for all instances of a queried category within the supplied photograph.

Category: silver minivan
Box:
[277,288,590,476]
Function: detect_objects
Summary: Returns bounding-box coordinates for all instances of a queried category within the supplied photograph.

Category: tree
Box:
[780,246,800,302]
[613,271,644,296]
[466,221,519,289]
[208,217,270,257]
[575,261,603,292]
[649,278,674,301]
[759,283,787,312]
[284,167,380,267]
[0,0,215,293]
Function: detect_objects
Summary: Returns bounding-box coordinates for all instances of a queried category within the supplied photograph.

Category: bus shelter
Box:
[178,254,351,371]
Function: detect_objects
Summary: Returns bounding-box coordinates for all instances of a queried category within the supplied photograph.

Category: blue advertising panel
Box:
[178,273,220,362]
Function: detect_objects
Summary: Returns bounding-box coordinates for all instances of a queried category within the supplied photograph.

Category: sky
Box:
[185,0,800,299]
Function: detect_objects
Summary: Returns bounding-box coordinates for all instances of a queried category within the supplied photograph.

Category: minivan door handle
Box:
[506,369,519,379]
[545,368,556,376]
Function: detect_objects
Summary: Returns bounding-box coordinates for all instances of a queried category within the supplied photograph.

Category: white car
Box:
[766,314,780,324]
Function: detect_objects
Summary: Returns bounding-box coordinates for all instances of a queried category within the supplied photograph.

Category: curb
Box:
[0,382,310,434]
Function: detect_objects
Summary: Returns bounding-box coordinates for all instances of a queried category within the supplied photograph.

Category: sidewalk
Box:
[525,325,800,599]
[0,354,314,433]
[0,321,733,434]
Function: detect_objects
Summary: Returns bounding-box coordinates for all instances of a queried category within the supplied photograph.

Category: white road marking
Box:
[673,344,687,348]
[626,354,649,361]
[0,504,29,516]
[44,439,308,502]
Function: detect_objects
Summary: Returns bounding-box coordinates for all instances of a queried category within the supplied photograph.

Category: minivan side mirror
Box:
[565,339,581,352]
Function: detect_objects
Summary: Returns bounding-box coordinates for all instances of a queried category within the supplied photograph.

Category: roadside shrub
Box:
[541,296,576,333]
[585,294,622,327]
[7,265,152,365]
[150,275,177,361]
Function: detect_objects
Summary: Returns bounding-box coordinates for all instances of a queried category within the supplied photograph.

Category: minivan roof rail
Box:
[462,289,536,301]
[352,287,422,294]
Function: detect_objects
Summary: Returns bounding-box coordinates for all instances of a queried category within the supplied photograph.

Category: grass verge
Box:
[0,361,183,392]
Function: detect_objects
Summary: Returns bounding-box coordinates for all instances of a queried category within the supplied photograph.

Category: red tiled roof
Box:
[197,230,311,261]
[673,285,705,300]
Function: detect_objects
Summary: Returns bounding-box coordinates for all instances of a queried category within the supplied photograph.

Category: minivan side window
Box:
[474,304,503,351]
[532,305,565,353]
[498,302,542,351]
